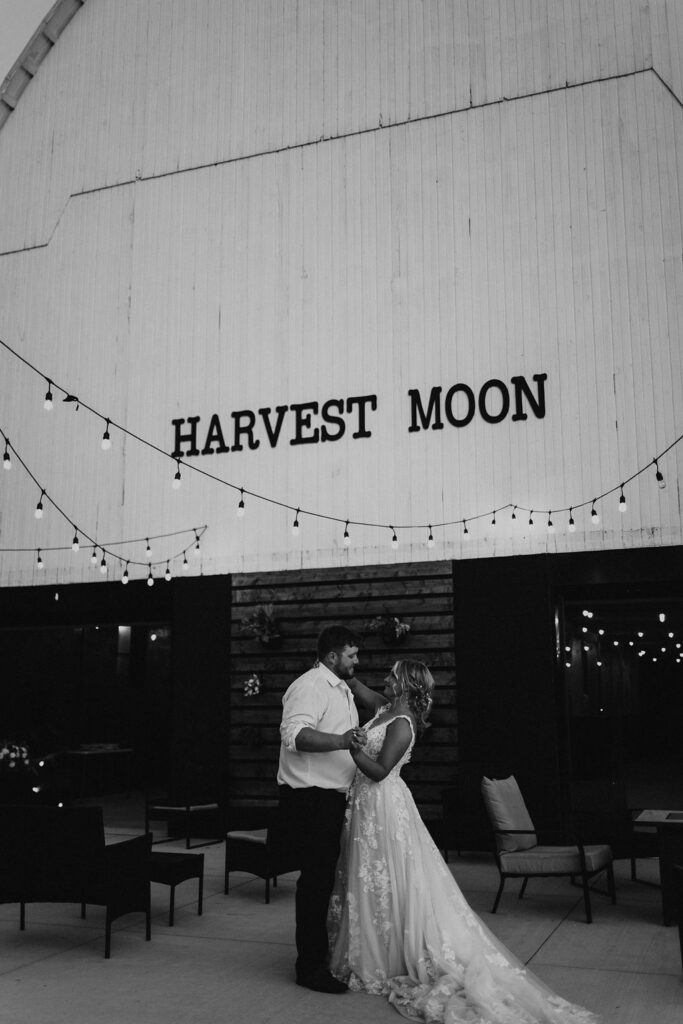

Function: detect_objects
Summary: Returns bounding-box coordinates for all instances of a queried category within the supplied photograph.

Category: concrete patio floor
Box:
[0,798,681,1024]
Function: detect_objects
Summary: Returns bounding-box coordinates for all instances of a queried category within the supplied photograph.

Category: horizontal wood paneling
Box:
[227,560,456,817]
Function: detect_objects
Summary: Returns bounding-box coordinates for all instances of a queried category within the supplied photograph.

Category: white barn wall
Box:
[0,0,682,587]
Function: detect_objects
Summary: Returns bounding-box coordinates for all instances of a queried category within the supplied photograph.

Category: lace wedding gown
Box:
[328,710,599,1024]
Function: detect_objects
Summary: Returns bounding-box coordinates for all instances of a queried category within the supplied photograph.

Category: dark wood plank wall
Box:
[228,560,457,822]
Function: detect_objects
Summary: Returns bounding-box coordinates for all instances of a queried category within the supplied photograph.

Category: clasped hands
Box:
[343,727,367,752]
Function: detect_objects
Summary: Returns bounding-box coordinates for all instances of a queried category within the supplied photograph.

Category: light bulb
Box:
[164,562,171,582]
[637,631,644,638]
[72,532,80,552]
[463,520,469,538]
[194,541,201,558]
[618,487,627,512]
[147,570,154,587]
[390,528,398,550]
[122,566,129,585]
[36,549,44,569]
[183,555,189,572]
[528,511,534,527]
[511,507,517,521]
[343,521,351,547]
[43,382,53,410]
[145,540,152,559]
[91,549,98,565]
[659,613,666,623]
[100,556,108,575]
[654,460,666,489]
[2,446,10,470]
[101,420,111,450]
[427,527,434,549]
[172,461,181,489]
[34,492,44,519]
[491,513,496,528]
[591,503,599,523]
[596,660,602,667]
[568,508,576,532]
[292,510,300,536]
[547,513,554,533]
[236,490,245,516]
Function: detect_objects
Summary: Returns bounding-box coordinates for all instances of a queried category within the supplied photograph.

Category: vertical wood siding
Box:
[0,2,682,588]
[228,560,456,820]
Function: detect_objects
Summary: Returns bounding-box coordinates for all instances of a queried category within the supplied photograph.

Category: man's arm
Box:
[295,727,362,752]
[346,677,385,712]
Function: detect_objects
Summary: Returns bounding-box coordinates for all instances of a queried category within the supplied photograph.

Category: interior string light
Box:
[491,511,497,528]
[43,380,53,411]
[194,531,201,557]
[182,553,189,571]
[390,527,398,550]
[591,501,599,523]
[36,548,44,569]
[462,520,469,538]
[236,488,245,517]
[145,539,152,560]
[547,511,554,533]
[99,554,108,575]
[528,510,534,527]
[568,507,576,532]
[122,562,129,585]
[172,460,182,489]
[511,506,517,520]
[91,547,98,565]
[343,520,351,547]
[653,458,666,489]
[71,529,80,552]
[291,509,300,536]
[164,561,171,582]
[2,439,10,470]
[619,484,627,512]
[147,566,154,587]
[427,526,435,549]
[34,489,45,519]
[101,418,111,451]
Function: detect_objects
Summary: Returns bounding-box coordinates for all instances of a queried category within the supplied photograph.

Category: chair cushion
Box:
[499,843,613,875]
[481,775,537,852]
[226,829,268,845]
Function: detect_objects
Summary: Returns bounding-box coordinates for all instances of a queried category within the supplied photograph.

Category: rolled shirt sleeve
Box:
[280,675,326,751]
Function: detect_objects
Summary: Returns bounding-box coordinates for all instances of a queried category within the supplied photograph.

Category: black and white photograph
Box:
[0,2,682,1021]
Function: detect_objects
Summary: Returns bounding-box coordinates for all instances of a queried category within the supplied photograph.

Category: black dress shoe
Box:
[296,969,348,994]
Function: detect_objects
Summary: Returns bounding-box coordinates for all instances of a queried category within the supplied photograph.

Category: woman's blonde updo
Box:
[392,659,435,733]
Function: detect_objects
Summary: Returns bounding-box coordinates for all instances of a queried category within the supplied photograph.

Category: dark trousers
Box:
[278,785,346,978]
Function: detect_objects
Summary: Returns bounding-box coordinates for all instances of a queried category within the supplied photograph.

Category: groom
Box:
[278,624,374,994]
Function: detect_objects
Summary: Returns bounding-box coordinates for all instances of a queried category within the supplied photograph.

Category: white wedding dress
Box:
[328,709,599,1024]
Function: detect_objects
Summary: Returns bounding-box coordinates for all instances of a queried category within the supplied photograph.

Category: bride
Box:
[327,659,599,1024]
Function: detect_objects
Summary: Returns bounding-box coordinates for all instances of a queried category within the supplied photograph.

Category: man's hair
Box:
[317,624,361,661]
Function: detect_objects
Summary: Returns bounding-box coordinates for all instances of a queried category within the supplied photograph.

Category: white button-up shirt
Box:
[277,662,359,791]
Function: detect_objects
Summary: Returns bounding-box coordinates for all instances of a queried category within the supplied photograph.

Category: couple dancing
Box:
[278,625,598,1024]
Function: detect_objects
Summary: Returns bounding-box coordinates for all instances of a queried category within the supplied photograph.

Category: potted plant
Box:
[240,604,281,646]
[364,615,412,645]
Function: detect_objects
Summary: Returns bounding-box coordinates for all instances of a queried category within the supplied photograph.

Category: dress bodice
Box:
[361,706,415,779]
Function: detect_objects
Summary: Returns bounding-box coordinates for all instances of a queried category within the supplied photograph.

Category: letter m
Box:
[408,388,443,432]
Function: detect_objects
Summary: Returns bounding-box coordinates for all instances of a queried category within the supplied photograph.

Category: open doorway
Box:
[559,587,683,808]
